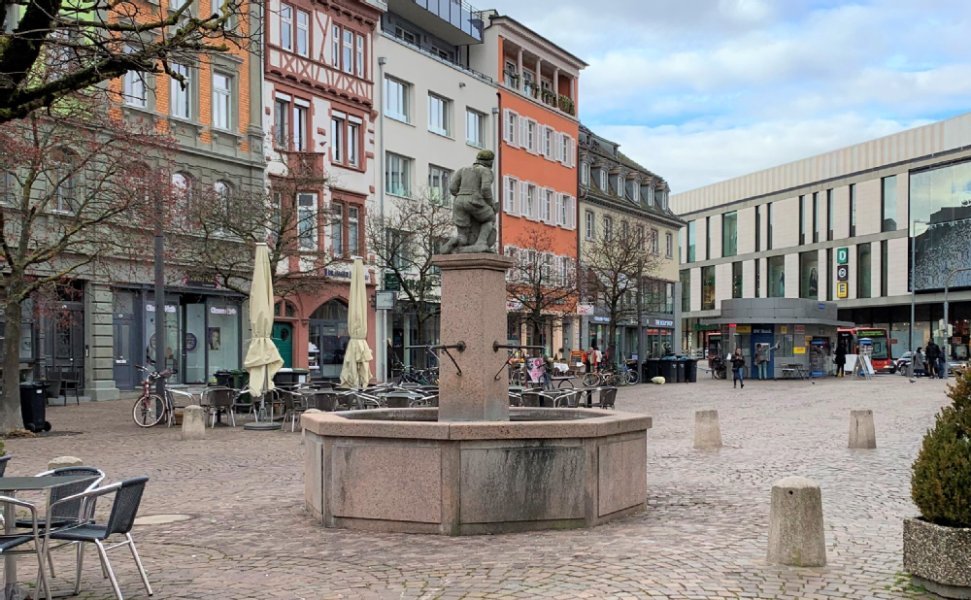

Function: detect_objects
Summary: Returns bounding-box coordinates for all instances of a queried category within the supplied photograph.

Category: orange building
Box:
[470,12,586,356]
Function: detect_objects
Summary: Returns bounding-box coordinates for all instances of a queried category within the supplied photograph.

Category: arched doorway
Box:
[309,299,348,380]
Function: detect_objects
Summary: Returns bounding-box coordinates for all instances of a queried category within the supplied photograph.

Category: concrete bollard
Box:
[848,409,876,449]
[767,476,827,567]
[48,456,83,471]
[693,409,722,449]
[181,405,206,440]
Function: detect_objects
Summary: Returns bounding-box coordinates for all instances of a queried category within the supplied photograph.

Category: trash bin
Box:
[674,359,686,383]
[658,358,676,382]
[213,370,233,388]
[230,369,249,390]
[274,368,310,388]
[684,359,698,383]
[643,359,661,382]
[20,382,50,433]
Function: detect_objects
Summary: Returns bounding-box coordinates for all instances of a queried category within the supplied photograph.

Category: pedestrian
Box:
[754,344,767,380]
[937,345,947,379]
[834,341,847,378]
[731,348,745,389]
[925,340,939,378]
[588,342,602,374]
[913,347,925,377]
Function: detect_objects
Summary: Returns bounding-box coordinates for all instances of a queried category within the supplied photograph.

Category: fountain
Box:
[302,152,651,535]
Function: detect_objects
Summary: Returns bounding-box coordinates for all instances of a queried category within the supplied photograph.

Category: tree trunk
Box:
[1,298,25,433]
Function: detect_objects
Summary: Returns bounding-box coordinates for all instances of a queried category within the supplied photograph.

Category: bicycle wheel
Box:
[626,370,639,385]
[581,372,600,387]
[133,394,166,427]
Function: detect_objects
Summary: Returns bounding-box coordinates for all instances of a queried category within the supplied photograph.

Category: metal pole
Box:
[908,228,915,379]
[943,266,971,380]
[377,55,387,382]
[153,193,166,396]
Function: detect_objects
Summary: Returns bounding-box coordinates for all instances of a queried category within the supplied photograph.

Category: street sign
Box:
[383,272,400,291]
[836,281,849,299]
[836,264,849,281]
[836,247,849,265]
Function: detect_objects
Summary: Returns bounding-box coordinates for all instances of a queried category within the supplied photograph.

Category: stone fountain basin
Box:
[302,407,651,535]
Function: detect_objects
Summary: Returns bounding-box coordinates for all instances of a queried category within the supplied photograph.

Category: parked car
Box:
[895,351,913,375]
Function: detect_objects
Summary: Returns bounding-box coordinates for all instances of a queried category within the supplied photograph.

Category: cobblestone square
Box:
[6,375,952,599]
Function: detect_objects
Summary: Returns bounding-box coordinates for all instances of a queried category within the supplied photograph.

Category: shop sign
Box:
[146,303,176,314]
[793,346,806,354]
[375,290,396,311]
[210,306,238,315]
[753,327,773,334]
[592,315,610,323]
[693,323,720,331]
[794,324,806,334]
[836,247,849,265]
[577,303,594,316]
[735,325,752,334]
[506,300,523,311]
[836,281,849,299]
[651,318,674,328]
[779,326,788,334]
[326,266,373,284]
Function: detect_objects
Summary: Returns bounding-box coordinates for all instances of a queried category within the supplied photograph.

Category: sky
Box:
[483,0,971,193]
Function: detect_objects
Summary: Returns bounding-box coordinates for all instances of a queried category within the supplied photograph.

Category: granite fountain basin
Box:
[302,407,651,535]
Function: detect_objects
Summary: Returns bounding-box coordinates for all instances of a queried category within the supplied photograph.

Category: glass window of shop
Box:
[722,211,737,257]
[0,299,35,364]
[310,300,349,379]
[857,243,872,299]
[701,266,715,310]
[768,256,785,298]
[732,262,742,298]
[882,176,897,232]
[687,221,696,262]
[799,251,819,299]
[144,297,181,380]
[680,270,690,312]
[145,295,240,385]
[207,301,239,375]
[910,159,971,291]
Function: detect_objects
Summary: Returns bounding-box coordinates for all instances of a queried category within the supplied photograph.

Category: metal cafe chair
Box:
[44,476,152,599]
[0,454,12,477]
[0,495,52,600]
[202,387,237,428]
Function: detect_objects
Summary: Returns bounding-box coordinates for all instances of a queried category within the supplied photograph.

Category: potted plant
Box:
[903,369,971,598]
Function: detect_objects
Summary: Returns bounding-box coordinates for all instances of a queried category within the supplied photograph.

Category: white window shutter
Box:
[502,109,511,144]
[503,176,512,214]
[567,136,575,167]
[520,181,528,217]
[510,178,519,215]
[554,195,563,226]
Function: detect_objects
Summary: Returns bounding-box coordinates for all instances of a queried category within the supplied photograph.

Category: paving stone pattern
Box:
[6,376,952,599]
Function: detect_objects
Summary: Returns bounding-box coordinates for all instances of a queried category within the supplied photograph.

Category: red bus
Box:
[837,327,895,373]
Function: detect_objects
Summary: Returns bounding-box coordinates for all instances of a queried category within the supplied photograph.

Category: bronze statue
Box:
[441,150,497,254]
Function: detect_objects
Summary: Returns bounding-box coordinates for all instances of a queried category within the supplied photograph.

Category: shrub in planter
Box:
[903,369,971,598]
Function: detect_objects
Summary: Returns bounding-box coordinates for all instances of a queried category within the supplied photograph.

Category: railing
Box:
[501,70,576,116]
[283,151,326,180]
[410,0,483,41]
[383,31,494,85]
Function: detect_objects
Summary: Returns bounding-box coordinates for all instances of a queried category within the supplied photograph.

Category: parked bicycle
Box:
[582,363,638,387]
[132,365,196,427]
[391,360,439,386]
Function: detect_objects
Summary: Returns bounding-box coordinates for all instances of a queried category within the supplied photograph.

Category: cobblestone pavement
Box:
[5,375,953,599]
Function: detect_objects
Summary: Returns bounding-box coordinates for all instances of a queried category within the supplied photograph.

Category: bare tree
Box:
[505,228,577,353]
[0,0,254,123]
[366,195,453,368]
[0,103,172,432]
[581,225,661,366]
[171,154,335,300]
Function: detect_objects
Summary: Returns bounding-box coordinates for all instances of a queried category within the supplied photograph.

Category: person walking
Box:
[913,347,925,377]
[834,341,847,378]
[925,340,939,378]
[731,348,746,389]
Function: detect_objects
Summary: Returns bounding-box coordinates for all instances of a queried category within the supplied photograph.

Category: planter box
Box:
[903,517,971,599]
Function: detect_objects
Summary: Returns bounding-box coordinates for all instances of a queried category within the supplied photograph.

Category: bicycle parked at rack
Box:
[132,365,196,427]
[391,360,440,386]
[582,363,638,387]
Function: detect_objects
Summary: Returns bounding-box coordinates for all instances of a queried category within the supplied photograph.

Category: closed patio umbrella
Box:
[244,243,284,427]
[339,257,372,389]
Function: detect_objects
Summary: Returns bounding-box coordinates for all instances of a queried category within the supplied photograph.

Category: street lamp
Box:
[943,266,971,380]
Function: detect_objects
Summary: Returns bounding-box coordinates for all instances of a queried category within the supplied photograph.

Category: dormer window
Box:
[598,169,607,191]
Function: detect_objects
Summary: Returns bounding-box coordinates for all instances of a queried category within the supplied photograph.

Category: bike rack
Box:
[492,343,546,381]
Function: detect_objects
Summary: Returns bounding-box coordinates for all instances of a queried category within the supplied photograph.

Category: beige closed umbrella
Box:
[244,243,285,404]
[339,257,373,389]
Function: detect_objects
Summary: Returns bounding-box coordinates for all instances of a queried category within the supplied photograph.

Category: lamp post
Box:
[943,266,971,380]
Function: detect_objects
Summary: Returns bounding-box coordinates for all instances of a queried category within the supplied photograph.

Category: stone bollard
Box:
[767,476,827,567]
[848,409,876,449]
[48,456,83,471]
[693,409,722,449]
[181,405,206,440]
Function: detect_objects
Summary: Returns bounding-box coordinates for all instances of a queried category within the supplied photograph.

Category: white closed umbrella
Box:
[244,243,284,401]
[339,257,373,389]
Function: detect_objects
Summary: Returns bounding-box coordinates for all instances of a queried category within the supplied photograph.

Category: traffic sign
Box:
[836,265,849,281]
[836,281,849,299]
[836,247,849,265]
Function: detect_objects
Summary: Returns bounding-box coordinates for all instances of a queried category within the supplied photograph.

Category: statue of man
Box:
[441,150,496,254]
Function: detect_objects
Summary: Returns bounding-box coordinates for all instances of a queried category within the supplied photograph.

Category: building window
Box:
[732,262,743,299]
[603,215,613,241]
[330,112,362,167]
[580,161,589,186]
[599,169,607,191]
[297,192,317,251]
[701,266,715,310]
[635,225,645,250]
[428,164,452,204]
[826,248,833,301]
[666,233,673,258]
[342,29,354,74]
[767,202,773,250]
[427,93,450,136]
[331,114,344,163]
[384,76,410,122]
[347,119,360,167]
[1,170,17,206]
[273,97,289,147]
[541,189,553,222]
[212,72,232,130]
[53,151,80,213]
[880,240,888,297]
[273,95,308,150]
[799,251,819,299]
[296,9,309,56]
[123,66,147,108]
[280,4,293,51]
[754,258,761,298]
[503,176,518,214]
[170,63,190,119]
[524,184,536,219]
[330,201,344,257]
[544,127,554,158]
[293,102,308,151]
[348,205,360,256]
[849,183,857,236]
[680,270,690,312]
[768,255,785,298]
[385,152,412,197]
[811,192,819,243]
[857,243,871,298]
[585,210,595,240]
[705,216,711,260]
[355,33,365,77]
[650,228,659,255]
[798,195,806,245]
[881,175,897,232]
[331,24,340,67]
[687,221,696,262]
[755,205,761,251]
[722,210,737,257]
[503,110,518,145]
[170,171,192,217]
[388,228,410,271]
[465,109,484,147]
[826,189,834,241]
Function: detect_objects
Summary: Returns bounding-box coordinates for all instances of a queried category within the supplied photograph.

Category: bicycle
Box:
[132,365,198,427]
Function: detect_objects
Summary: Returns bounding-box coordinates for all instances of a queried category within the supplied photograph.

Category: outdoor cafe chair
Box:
[44,476,152,599]
[0,454,12,477]
[279,389,308,432]
[0,495,52,600]
[202,387,237,428]
[598,387,618,409]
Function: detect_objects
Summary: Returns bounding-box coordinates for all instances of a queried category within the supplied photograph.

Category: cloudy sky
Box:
[484,0,971,193]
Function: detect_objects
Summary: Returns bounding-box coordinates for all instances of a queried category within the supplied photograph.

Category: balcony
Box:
[388,0,483,45]
[502,71,576,116]
[283,151,326,181]
[501,41,578,118]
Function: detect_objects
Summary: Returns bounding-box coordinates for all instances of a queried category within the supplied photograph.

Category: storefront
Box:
[113,287,244,389]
